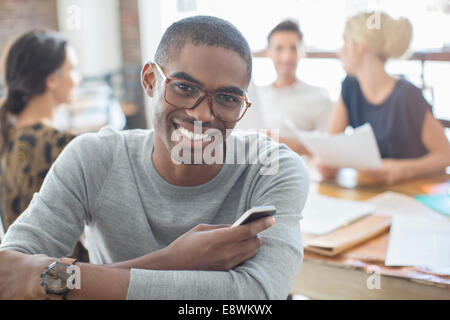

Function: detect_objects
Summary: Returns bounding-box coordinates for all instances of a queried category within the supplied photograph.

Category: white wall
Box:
[57,0,123,78]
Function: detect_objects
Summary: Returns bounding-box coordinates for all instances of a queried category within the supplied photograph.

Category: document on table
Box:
[285,121,382,170]
[300,194,375,235]
[385,215,450,268]
[366,191,447,221]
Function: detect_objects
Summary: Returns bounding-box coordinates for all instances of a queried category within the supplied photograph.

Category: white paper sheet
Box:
[300,194,374,235]
[385,215,450,268]
[367,191,448,221]
[285,121,382,170]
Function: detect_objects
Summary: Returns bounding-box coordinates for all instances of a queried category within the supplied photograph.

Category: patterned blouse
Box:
[0,123,89,261]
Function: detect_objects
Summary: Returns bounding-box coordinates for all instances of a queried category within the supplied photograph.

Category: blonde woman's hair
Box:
[344,11,413,61]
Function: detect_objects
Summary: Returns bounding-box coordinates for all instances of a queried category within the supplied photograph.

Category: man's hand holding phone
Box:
[164,209,276,271]
[232,206,277,227]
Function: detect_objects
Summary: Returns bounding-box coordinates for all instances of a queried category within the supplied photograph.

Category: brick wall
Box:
[118,0,146,128]
[0,0,146,127]
[119,0,142,67]
[0,0,143,68]
[0,0,58,54]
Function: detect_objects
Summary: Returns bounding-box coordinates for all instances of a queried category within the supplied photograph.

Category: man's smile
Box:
[177,125,211,141]
[171,121,225,151]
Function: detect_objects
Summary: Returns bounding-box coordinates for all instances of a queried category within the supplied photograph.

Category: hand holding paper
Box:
[285,120,382,170]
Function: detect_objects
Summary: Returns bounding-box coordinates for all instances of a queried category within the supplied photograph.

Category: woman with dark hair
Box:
[0,30,88,261]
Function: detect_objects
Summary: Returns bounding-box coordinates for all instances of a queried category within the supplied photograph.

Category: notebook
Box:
[300,194,374,235]
[304,215,391,257]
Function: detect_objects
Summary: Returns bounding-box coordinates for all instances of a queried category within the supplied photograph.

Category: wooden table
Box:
[290,170,450,299]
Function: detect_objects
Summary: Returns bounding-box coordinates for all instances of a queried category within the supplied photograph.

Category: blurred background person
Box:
[0,38,15,240]
[0,30,88,261]
[258,20,333,154]
[318,12,450,185]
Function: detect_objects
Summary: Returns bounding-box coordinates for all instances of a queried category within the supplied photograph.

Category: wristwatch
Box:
[40,257,78,300]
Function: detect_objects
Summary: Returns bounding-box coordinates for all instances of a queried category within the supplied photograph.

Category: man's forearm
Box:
[29,254,131,300]
[106,248,172,270]
[0,251,130,300]
[66,263,130,300]
[67,249,174,299]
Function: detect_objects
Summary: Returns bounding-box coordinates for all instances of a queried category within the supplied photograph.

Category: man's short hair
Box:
[267,20,303,43]
[154,15,252,84]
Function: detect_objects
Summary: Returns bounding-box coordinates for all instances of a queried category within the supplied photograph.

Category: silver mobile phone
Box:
[232,205,277,227]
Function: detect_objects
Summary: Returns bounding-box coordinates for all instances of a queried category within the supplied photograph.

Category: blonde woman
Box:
[318,12,450,185]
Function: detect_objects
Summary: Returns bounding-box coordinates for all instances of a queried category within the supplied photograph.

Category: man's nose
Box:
[185,96,215,122]
[280,50,291,60]
[279,47,298,60]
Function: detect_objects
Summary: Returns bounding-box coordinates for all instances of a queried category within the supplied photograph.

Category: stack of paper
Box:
[285,120,381,170]
[300,194,375,235]
[385,215,450,268]
[305,215,391,256]
[368,191,450,269]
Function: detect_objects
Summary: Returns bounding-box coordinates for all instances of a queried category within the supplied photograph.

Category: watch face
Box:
[42,262,73,294]
[46,275,65,293]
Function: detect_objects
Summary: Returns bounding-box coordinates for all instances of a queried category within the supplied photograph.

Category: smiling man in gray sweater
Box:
[0,16,309,300]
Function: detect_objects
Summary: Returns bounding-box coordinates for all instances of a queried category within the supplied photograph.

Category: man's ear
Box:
[141,63,156,97]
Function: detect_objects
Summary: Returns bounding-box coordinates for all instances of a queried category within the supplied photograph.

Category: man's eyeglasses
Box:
[153,62,251,123]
